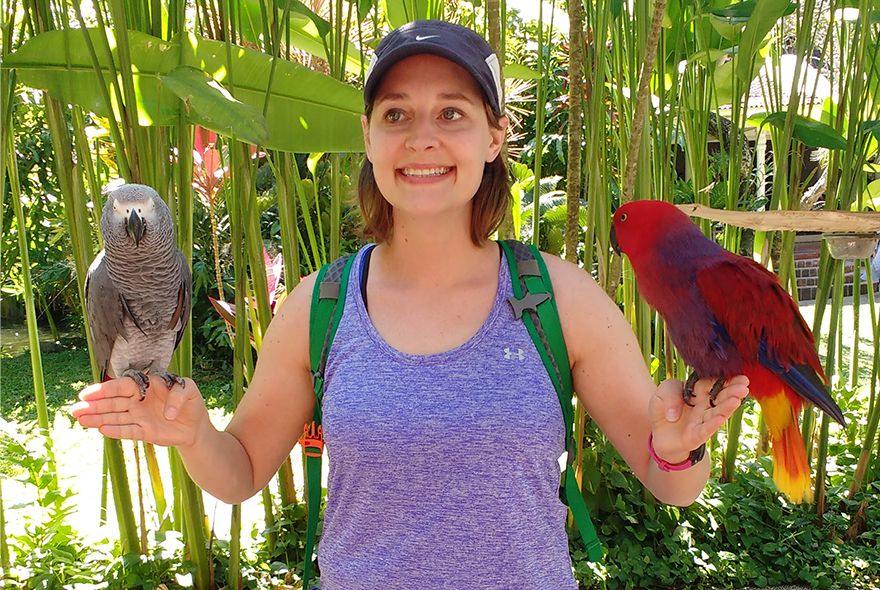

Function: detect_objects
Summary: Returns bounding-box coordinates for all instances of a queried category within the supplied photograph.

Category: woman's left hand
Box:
[648,376,750,464]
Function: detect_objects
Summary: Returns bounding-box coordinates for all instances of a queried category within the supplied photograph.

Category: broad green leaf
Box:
[736,0,794,85]
[381,0,444,28]
[709,1,796,41]
[504,63,540,80]
[275,0,330,38]
[746,111,769,127]
[859,179,880,210]
[860,120,880,140]
[761,112,847,149]
[179,33,363,152]
[685,48,729,66]
[710,52,764,106]
[358,0,377,22]
[238,0,365,76]
[4,29,364,152]
[863,163,880,173]
[161,65,269,145]
[3,28,179,125]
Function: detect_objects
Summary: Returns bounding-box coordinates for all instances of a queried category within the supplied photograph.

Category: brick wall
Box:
[794,234,879,301]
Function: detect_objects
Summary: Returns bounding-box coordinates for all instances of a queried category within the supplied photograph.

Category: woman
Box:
[72,19,749,589]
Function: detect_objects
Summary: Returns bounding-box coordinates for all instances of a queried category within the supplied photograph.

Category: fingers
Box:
[163,383,191,421]
[652,379,686,424]
[99,423,146,442]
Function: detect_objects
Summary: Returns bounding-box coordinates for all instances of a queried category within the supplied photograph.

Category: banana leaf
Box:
[4,28,364,152]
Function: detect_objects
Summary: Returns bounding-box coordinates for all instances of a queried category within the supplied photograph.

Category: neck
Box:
[374,213,497,287]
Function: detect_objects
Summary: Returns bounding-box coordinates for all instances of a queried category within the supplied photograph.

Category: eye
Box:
[383,109,404,123]
[138,208,142,213]
[619,213,627,222]
[441,108,462,121]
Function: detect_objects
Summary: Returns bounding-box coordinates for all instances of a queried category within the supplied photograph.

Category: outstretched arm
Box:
[545,255,748,506]
[72,273,318,504]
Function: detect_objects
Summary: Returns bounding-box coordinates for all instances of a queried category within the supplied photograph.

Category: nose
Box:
[404,115,438,152]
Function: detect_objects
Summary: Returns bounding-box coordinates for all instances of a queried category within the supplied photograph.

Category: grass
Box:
[0,335,236,422]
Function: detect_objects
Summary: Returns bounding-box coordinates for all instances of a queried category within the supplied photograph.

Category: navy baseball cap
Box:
[363,20,504,116]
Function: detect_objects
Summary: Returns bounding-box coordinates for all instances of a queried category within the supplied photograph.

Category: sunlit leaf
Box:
[162,65,269,145]
[736,0,795,85]
[4,29,364,152]
[761,112,847,149]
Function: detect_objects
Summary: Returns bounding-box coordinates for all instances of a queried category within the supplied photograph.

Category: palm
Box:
[649,376,749,463]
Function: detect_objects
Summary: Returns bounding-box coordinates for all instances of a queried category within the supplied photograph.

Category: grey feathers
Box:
[85,184,191,383]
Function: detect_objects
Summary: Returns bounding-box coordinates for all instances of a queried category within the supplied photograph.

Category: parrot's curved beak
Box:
[610,226,621,256]
[126,209,145,247]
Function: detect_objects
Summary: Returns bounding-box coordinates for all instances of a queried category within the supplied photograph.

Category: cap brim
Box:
[364,43,499,114]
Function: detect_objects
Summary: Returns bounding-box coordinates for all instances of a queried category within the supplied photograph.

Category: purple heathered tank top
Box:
[318,245,578,589]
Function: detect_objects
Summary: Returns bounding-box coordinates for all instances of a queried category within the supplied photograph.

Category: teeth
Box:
[401,167,450,177]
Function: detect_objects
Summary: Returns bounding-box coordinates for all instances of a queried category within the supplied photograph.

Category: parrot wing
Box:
[169,251,192,351]
[695,256,845,426]
[85,251,125,379]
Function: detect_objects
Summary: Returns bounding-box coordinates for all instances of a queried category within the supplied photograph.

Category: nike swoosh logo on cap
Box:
[415,35,439,41]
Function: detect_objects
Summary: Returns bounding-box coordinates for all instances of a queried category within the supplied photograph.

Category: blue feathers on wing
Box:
[758,337,846,426]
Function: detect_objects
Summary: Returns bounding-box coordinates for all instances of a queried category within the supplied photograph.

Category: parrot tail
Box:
[761,390,813,503]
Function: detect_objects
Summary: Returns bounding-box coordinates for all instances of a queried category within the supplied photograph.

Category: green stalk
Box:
[6,124,50,434]
[144,443,171,530]
[0,478,8,571]
[222,135,251,587]
[531,0,546,247]
[39,86,140,553]
[582,0,611,279]
[849,263,879,496]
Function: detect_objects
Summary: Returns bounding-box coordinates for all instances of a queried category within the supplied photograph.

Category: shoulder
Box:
[263,271,320,369]
[539,252,609,314]
[537,252,629,363]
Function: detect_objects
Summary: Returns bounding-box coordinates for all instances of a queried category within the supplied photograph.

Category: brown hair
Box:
[357,102,510,245]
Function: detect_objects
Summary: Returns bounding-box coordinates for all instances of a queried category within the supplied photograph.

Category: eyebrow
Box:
[375,91,477,106]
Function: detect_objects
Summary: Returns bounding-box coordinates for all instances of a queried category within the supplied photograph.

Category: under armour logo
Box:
[504,347,525,361]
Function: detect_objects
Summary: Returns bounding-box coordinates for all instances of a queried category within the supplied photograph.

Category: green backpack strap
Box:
[301,253,357,590]
[499,239,604,562]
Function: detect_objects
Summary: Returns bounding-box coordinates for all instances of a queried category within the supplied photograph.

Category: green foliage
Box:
[249,500,316,588]
[574,425,880,590]
[2,92,74,329]
[0,421,106,588]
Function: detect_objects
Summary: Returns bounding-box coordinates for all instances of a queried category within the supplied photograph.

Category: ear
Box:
[361,114,373,162]
[485,115,508,163]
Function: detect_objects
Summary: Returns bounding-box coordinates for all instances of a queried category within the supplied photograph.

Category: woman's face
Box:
[362,53,507,225]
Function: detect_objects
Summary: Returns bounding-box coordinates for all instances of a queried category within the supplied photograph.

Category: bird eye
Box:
[138,208,142,213]
[620,213,628,221]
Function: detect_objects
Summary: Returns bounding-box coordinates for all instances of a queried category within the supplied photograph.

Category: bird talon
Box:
[159,372,186,391]
[683,372,699,407]
[121,369,150,401]
[708,377,725,408]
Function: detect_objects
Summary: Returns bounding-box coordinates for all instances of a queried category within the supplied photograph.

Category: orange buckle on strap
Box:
[300,421,324,458]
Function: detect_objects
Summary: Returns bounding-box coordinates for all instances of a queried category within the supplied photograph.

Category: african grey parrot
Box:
[85,183,192,399]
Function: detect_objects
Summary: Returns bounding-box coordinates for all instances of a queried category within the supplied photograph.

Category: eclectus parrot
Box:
[85,184,192,399]
[611,200,845,503]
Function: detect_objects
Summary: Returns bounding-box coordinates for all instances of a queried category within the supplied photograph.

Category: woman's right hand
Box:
[71,376,210,448]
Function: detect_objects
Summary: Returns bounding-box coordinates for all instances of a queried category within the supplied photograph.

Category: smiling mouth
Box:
[399,167,452,177]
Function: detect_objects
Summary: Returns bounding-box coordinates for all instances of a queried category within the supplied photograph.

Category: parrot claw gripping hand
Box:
[684,373,726,408]
[85,184,192,401]
[612,201,846,503]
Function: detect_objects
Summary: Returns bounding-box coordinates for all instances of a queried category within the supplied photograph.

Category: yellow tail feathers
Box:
[761,391,813,503]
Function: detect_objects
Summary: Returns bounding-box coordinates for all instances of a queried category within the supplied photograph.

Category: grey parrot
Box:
[85,184,192,399]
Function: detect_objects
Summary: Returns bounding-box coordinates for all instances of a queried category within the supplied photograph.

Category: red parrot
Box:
[610,200,846,503]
